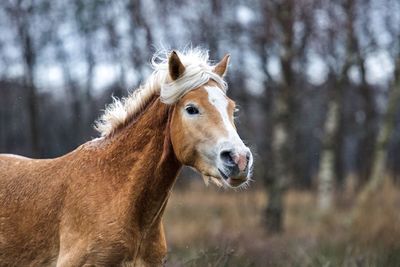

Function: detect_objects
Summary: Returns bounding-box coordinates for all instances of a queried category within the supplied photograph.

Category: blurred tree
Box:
[351,0,377,187]
[7,1,40,155]
[256,0,292,232]
[317,0,364,211]
[317,89,338,212]
[3,0,51,157]
[128,0,154,81]
[73,0,107,128]
[104,2,127,96]
[360,10,400,200]
[55,35,84,147]
[257,0,316,232]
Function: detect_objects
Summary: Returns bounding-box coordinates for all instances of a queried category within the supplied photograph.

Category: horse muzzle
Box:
[218,147,252,187]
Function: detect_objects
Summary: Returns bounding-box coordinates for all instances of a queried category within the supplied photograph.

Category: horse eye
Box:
[185,105,199,115]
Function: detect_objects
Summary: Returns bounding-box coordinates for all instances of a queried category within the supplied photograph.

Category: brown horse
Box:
[0,49,253,266]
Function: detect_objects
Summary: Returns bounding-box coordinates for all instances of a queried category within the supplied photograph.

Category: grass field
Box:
[163,180,400,267]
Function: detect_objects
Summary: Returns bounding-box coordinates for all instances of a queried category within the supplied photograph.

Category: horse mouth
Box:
[218,168,229,180]
[218,169,247,188]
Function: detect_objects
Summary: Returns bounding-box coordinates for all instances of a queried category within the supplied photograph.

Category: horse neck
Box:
[101,96,181,230]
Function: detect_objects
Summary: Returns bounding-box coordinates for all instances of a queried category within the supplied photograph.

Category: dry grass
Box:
[351,179,400,255]
[163,180,400,267]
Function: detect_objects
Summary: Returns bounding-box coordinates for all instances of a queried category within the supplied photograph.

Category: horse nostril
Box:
[220,150,235,165]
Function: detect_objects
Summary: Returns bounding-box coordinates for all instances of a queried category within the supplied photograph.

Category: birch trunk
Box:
[318,101,338,212]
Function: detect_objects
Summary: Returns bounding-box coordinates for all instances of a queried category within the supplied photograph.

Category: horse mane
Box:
[95,48,228,137]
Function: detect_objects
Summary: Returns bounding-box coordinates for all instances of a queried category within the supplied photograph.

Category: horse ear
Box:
[168,51,185,80]
[213,53,230,77]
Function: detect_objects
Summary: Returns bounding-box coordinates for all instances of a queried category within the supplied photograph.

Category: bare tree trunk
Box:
[359,55,400,201]
[265,93,291,232]
[199,0,222,59]
[357,81,376,186]
[55,38,83,146]
[265,182,285,232]
[263,0,296,233]
[83,38,95,133]
[85,42,94,103]
[17,9,40,157]
[105,19,126,97]
[72,0,102,137]
[352,4,376,187]
[128,0,154,81]
[27,66,40,157]
[356,95,376,187]
[266,49,294,232]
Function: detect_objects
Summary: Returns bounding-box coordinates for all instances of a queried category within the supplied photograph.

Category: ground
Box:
[163,179,400,267]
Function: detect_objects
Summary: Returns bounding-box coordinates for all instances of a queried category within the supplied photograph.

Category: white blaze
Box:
[204,86,242,143]
[204,86,253,183]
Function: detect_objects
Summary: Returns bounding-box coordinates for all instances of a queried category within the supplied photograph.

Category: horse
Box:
[0,49,253,266]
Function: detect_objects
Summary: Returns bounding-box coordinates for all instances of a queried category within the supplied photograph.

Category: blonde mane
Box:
[95,48,228,137]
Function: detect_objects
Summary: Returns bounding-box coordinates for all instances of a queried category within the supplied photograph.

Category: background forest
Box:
[0,0,400,266]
